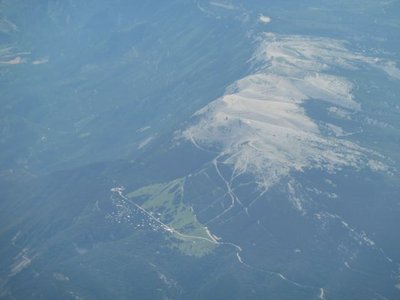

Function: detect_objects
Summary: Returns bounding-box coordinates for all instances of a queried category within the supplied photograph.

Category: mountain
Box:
[1,1,400,299]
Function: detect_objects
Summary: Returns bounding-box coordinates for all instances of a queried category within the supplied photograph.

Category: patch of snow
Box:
[364,117,392,129]
[375,60,400,79]
[73,244,88,255]
[327,106,352,119]
[157,271,178,288]
[53,272,70,282]
[325,123,346,137]
[259,15,271,24]
[9,248,33,277]
[360,232,375,246]
[209,1,237,10]
[137,126,151,133]
[32,58,49,65]
[183,33,397,190]
[11,231,21,246]
[0,56,22,65]
[287,181,306,214]
[324,178,337,187]
[137,136,153,150]
[367,160,389,172]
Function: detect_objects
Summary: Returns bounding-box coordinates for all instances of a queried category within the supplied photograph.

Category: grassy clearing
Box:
[127,178,216,257]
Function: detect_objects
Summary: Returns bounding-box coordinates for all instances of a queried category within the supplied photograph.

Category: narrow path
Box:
[205,155,246,224]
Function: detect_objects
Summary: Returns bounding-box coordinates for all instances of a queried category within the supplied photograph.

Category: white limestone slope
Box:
[183,33,399,189]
